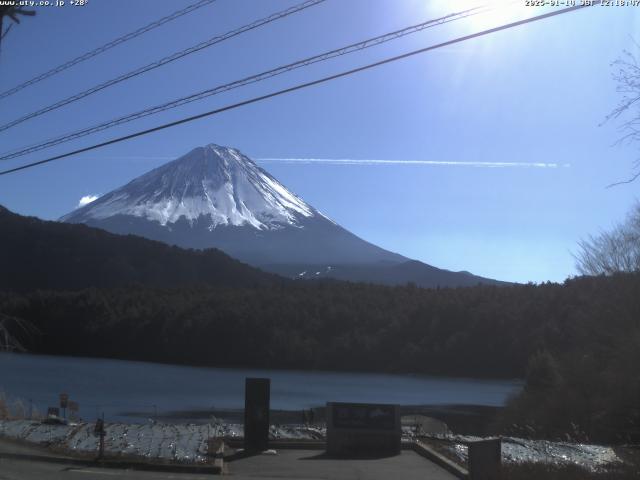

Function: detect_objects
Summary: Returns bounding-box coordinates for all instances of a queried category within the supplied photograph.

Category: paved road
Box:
[0,458,214,480]
[0,439,458,480]
[226,449,458,480]
[0,438,58,456]
[0,439,214,480]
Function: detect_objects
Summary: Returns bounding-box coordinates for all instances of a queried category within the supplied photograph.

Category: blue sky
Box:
[0,0,638,283]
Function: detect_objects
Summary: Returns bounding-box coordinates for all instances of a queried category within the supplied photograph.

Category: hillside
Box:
[0,205,280,292]
[267,260,510,288]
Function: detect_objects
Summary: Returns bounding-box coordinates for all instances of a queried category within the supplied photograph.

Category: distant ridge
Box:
[0,205,279,292]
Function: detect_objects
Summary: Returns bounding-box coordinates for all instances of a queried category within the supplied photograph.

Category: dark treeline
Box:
[2,273,640,443]
[0,282,537,376]
[0,206,279,291]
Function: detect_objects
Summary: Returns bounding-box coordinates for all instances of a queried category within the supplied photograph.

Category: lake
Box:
[0,353,521,423]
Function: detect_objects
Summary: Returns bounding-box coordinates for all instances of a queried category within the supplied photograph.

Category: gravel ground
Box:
[0,419,626,469]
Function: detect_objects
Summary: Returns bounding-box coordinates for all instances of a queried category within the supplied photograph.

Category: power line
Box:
[0,0,218,101]
[0,4,491,162]
[0,0,326,133]
[0,3,599,177]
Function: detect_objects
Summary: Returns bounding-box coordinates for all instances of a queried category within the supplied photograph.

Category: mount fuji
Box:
[61,144,503,287]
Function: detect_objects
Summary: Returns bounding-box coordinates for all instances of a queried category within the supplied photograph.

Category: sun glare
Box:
[431,0,535,32]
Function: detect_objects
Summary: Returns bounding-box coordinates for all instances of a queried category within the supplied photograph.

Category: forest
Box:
[2,272,639,443]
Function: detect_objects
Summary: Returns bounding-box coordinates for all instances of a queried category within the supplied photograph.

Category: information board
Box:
[47,407,60,418]
[326,402,401,457]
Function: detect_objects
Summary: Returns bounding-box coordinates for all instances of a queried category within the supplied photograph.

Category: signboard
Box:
[244,378,270,452]
[94,418,106,459]
[59,393,69,409]
[332,404,396,430]
[47,407,60,418]
[326,402,401,457]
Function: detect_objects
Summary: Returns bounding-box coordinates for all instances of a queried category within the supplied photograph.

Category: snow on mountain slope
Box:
[61,144,322,230]
[61,143,505,287]
[61,144,405,266]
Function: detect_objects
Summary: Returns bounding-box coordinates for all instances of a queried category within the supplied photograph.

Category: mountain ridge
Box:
[61,144,322,231]
[0,205,279,292]
[61,144,506,288]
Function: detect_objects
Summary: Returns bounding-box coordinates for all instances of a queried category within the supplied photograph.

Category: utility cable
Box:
[0,4,490,162]
[0,3,599,177]
[0,0,218,101]
[0,0,326,132]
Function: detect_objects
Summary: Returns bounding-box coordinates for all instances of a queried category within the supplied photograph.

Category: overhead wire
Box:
[0,4,491,162]
[0,0,218,101]
[0,2,600,177]
[0,0,326,133]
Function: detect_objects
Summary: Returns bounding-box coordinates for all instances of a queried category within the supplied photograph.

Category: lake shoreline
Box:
[1,352,521,428]
[123,404,500,436]
[2,350,523,382]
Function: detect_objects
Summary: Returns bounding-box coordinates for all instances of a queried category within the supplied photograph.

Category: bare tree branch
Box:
[0,313,38,352]
[1,23,12,40]
[604,41,640,185]
[574,202,640,275]
[0,6,35,52]
[606,170,640,188]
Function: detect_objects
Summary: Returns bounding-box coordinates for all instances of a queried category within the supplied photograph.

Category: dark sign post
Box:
[244,378,270,452]
[326,402,401,457]
[68,401,79,421]
[468,438,502,480]
[94,416,106,459]
[59,393,69,420]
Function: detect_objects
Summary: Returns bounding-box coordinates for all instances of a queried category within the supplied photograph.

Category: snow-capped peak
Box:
[61,144,318,230]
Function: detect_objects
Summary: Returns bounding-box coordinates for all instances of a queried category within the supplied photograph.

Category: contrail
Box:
[256,158,571,168]
[80,156,570,169]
